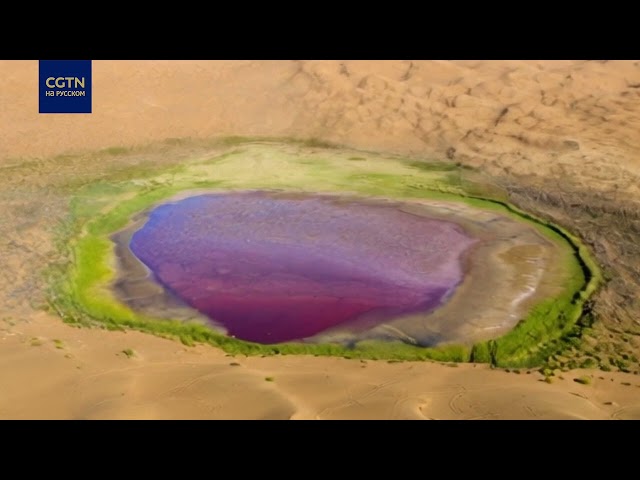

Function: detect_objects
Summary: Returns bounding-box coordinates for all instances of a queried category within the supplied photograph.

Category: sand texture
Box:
[1,60,640,419]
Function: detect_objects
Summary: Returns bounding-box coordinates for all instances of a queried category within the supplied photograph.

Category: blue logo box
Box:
[39,60,92,114]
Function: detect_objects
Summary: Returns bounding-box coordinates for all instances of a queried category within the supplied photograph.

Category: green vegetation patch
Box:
[574,376,592,385]
[45,138,601,367]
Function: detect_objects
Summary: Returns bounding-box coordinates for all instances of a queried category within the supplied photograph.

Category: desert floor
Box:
[1,60,640,419]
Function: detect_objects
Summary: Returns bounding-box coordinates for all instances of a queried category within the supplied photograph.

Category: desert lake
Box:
[127,192,476,343]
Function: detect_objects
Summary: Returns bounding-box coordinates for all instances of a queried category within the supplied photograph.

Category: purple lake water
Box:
[129,192,476,344]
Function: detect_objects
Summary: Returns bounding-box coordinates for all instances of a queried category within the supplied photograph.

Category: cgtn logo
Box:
[45,76,87,93]
[39,60,92,113]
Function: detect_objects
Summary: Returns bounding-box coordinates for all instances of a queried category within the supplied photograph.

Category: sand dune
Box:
[2,312,638,420]
[1,60,640,419]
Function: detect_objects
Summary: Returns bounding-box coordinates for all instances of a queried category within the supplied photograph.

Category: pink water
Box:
[129,192,475,343]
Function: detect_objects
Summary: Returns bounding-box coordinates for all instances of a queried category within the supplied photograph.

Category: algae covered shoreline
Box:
[45,137,601,368]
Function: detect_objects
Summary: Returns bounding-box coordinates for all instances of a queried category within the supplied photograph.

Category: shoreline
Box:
[49,141,595,366]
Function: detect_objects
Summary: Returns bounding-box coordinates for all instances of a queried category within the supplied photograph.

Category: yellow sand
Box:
[1,60,639,419]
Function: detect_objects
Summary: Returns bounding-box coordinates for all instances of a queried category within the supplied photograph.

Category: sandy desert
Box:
[1,60,640,419]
